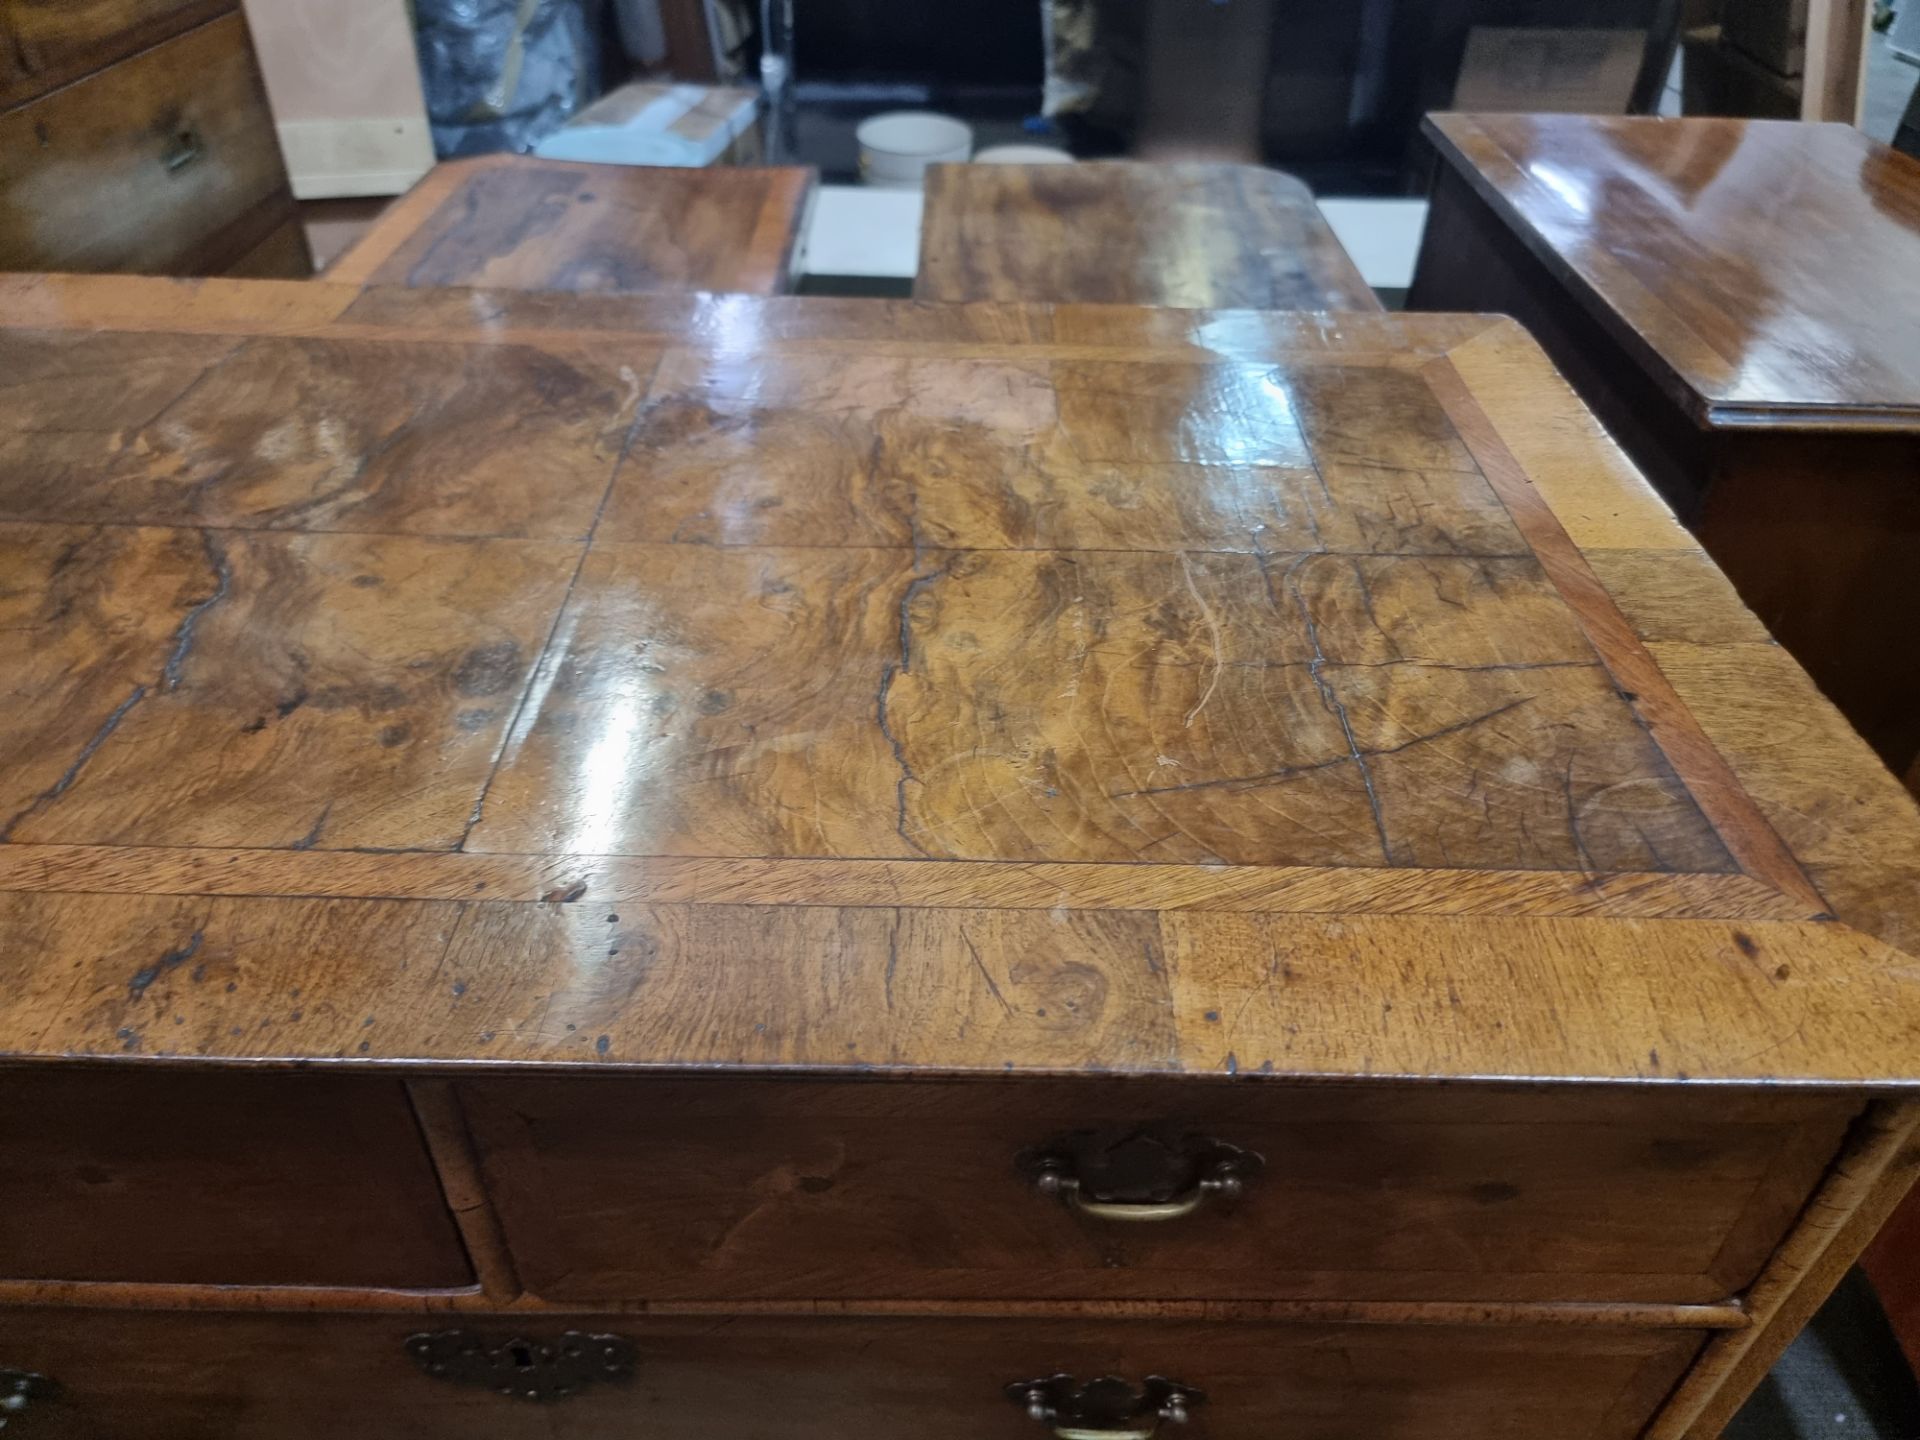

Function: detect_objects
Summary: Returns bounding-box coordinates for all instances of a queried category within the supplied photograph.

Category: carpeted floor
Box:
[1729,1271,1920,1440]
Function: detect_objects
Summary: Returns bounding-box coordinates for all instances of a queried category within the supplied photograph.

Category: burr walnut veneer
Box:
[915,162,1380,311]
[325,154,816,297]
[0,274,1918,1439]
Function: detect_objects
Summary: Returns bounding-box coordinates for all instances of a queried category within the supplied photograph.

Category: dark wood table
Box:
[916,161,1380,310]
[1410,114,1920,775]
[326,154,816,295]
[1,273,1918,1440]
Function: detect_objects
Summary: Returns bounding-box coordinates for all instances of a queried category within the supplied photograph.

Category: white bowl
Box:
[857,110,973,188]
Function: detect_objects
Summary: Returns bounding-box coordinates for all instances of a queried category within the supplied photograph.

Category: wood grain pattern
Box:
[1411,114,1920,770]
[0,330,650,535]
[1424,343,1825,914]
[0,1068,471,1287]
[0,13,295,276]
[1,277,1918,1440]
[462,1075,1852,1305]
[0,1281,1749,1328]
[0,523,581,849]
[1417,114,1920,420]
[0,287,1914,1090]
[0,273,1481,355]
[325,155,816,297]
[1647,1100,1920,1439]
[915,162,1379,310]
[407,1078,522,1304]
[0,891,1912,1084]
[0,0,231,105]
[0,845,1805,919]
[0,1308,1703,1440]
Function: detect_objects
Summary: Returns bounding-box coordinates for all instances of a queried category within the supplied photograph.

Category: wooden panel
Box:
[1418,114,1920,421]
[0,1068,471,1287]
[915,162,1380,310]
[0,330,648,534]
[1411,130,1920,772]
[0,284,1915,1093]
[324,155,815,296]
[0,0,231,105]
[1864,1183,1920,1375]
[0,13,291,275]
[1694,431,1920,770]
[0,1307,1703,1440]
[1647,1100,1920,1439]
[463,1076,1853,1305]
[0,524,582,850]
[221,214,313,278]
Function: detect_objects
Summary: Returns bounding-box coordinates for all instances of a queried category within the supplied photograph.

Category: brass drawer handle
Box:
[406,1329,635,1402]
[1009,1374,1203,1439]
[1021,1133,1262,1222]
[0,1369,58,1427]
[161,126,204,173]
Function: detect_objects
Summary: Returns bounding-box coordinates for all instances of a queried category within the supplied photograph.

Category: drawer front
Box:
[221,213,313,278]
[461,1077,1852,1304]
[0,12,288,275]
[0,1308,1702,1440]
[0,1069,472,1288]
[0,0,232,104]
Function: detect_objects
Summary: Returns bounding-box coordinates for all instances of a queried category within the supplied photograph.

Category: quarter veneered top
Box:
[915,161,1381,311]
[1425,113,1920,425]
[0,274,1916,1084]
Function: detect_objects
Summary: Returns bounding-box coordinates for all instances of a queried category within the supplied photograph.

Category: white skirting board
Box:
[276,117,436,200]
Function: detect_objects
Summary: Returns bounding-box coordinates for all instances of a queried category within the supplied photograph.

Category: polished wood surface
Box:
[915,162,1380,310]
[325,155,815,296]
[464,1077,1850,1305]
[0,12,304,277]
[0,276,1915,1086]
[0,1309,1702,1440]
[1417,115,1920,418]
[2,275,1920,1440]
[1411,114,1920,773]
[0,1069,471,1288]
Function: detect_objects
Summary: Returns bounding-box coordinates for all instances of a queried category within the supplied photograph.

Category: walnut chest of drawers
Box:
[0,274,1918,1440]
[0,0,307,278]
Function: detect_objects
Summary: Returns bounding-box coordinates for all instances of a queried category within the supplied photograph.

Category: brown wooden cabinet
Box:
[0,1070,471,1288]
[1409,114,1920,776]
[461,1076,1851,1306]
[0,1,307,277]
[0,275,1917,1440]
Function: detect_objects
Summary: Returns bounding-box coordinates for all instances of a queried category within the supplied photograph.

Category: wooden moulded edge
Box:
[1646,1097,1920,1438]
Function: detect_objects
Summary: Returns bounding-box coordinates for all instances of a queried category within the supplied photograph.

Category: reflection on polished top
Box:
[0,274,1917,1084]
[915,162,1381,311]
[1425,114,1920,421]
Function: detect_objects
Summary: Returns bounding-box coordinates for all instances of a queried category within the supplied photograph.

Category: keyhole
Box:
[509,1344,534,1371]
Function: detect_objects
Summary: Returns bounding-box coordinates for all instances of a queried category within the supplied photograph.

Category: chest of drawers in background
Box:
[0,0,309,277]
[0,276,1919,1440]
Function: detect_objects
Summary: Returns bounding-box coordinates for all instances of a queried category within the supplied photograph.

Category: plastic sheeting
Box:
[415,0,604,156]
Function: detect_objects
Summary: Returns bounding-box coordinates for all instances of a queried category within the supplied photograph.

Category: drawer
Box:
[0,1068,472,1288]
[221,213,314,278]
[0,0,232,104]
[0,12,288,275]
[460,1076,1853,1304]
[0,1307,1702,1440]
